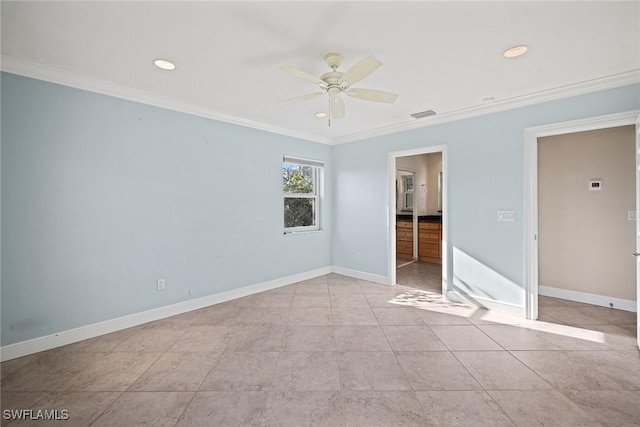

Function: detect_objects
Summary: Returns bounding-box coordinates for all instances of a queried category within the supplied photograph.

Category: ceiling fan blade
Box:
[347,88,398,104]
[280,92,324,106]
[280,65,326,86]
[339,55,382,86]
[330,95,345,119]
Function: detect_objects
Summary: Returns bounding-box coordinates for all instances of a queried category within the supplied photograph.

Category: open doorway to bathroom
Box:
[388,146,447,295]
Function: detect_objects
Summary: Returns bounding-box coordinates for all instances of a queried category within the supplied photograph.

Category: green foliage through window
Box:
[283,160,320,231]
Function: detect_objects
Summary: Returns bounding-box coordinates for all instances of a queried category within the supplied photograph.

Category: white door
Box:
[636,114,640,349]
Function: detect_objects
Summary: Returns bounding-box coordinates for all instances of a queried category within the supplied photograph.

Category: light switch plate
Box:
[497,210,515,222]
[628,211,636,221]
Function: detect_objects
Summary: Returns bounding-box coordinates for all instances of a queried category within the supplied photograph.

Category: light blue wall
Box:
[2,71,639,346]
[332,84,640,307]
[1,73,332,345]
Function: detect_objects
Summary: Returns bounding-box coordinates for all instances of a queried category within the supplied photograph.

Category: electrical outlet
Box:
[354,252,361,262]
[157,279,166,291]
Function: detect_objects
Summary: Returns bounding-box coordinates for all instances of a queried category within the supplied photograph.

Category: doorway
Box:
[524,110,640,348]
[388,145,447,295]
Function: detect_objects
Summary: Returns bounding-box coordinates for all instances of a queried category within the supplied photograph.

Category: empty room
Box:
[1,1,639,426]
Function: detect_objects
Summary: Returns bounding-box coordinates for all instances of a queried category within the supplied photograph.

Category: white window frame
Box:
[283,156,323,233]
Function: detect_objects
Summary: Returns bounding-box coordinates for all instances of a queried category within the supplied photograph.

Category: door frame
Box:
[396,167,419,261]
[524,110,640,321]
[388,144,448,295]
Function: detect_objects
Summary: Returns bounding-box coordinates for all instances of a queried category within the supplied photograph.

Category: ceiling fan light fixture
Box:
[503,45,529,58]
[153,59,176,70]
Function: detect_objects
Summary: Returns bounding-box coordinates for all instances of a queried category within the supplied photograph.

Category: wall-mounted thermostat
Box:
[588,180,602,191]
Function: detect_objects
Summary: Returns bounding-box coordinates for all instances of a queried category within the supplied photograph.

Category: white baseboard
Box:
[539,285,637,313]
[0,266,332,362]
[445,290,525,318]
[331,266,389,285]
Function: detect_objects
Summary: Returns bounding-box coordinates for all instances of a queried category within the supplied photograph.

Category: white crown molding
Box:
[0,55,332,145]
[334,69,640,145]
[3,56,638,146]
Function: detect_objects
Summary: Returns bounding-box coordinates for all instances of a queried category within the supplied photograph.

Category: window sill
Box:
[284,229,323,236]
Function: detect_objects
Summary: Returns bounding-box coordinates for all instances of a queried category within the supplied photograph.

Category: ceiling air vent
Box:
[410,110,437,119]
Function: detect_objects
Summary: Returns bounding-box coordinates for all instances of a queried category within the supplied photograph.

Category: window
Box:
[402,174,414,211]
[283,156,323,232]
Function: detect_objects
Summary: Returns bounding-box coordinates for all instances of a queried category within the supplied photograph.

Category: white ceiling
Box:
[2,1,639,144]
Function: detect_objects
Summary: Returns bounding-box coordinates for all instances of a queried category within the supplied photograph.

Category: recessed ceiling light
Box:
[153,59,176,70]
[503,45,529,58]
[314,112,327,118]
[482,97,496,103]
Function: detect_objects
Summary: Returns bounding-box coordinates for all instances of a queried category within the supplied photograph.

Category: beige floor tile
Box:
[396,352,482,391]
[272,352,340,391]
[359,282,399,295]
[235,293,293,308]
[476,324,562,350]
[365,293,410,308]
[287,307,332,325]
[8,392,121,427]
[559,389,640,427]
[291,294,331,308]
[336,391,428,426]
[618,323,637,334]
[328,282,363,294]
[414,308,472,325]
[224,307,290,325]
[571,324,639,350]
[294,278,329,294]
[539,295,595,308]
[416,391,515,426]
[59,329,139,353]
[168,325,233,352]
[334,326,392,352]
[430,325,502,351]
[176,391,266,426]
[330,293,370,307]
[331,307,378,325]
[526,322,615,350]
[0,354,43,380]
[382,326,448,351]
[372,308,425,325]
[92,391,193,427]
[1,352,106,392]
[226,325,285,352]
[58,352,161,392]
[326,273,362,287]
[391,289,452,310]
[544,307,626,325]
[1,392,50,427]
[128,352,218,391]
[488,390,596,427]
[337,352,411,391]
[262,391,340,427]
[454,351,551,390]
[282,326,336,351]
[512,350,640,390]
[112,327,184,352]
[200,352,278,391]
[183,303,242,327]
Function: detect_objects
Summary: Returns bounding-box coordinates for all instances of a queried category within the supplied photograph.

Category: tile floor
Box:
[1,272,638,426]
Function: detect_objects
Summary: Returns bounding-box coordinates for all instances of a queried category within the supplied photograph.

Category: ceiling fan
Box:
[279,52,398,123]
